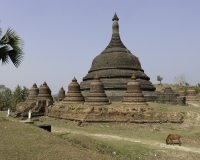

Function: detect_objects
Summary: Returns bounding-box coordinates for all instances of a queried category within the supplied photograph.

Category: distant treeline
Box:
[0,85,29,111]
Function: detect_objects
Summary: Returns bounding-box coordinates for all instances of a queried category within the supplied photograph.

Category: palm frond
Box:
[7,50,24,68]
[0,46,24,67]
[0,46,10,65]
[0,28,24,54]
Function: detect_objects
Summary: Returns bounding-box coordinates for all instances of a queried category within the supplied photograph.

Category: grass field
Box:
[1,102,200,160]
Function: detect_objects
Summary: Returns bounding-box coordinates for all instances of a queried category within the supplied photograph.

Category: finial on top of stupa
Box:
[112,13,119,34]
[112,12,119,21]
[131,75,136,80]
[33,83,37,87]
[72,77,77,82]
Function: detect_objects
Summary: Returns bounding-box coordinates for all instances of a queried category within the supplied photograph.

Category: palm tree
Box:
[0,21,24,67]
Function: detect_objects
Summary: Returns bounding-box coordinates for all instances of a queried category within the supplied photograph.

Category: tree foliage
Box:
[0,85,12,110]
[0,21,24,68]
[157,75,163,85]
[12,85,29,109]
[0,84,29,110]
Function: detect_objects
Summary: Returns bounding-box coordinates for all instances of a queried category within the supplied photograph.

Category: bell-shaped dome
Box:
[57,87,65,101]
[25,83,39,102]
[37,81,53,102]
[63,77,84,104]
[122,75,148,105]
[80,13,155,102]
[85,75,110,105]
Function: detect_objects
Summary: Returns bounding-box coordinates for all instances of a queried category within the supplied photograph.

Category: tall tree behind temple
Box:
[0,21,24,67]
[12,85,29,109]
[21,86,29,101]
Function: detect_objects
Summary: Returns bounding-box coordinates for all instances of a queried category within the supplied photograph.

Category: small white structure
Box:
[19,109,33,123]
[28,109,32,119]
[6,108,11,117]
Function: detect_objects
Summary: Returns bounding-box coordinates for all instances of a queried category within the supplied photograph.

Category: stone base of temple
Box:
[46,102,184,124]
[142,91,158,102]
[13,100,52,118]
[81,90,157,102]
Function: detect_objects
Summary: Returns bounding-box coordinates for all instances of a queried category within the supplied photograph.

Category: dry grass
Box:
[0,113,114,160]
[153,83,180,93]
[1,101,200,160]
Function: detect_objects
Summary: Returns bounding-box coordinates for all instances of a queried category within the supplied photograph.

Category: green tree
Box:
[12,85,29,109]
[0,85,12,110]
[21,86,29,101]
[0,21,24,67]
[12,85,22,108]
[157,75,163,85]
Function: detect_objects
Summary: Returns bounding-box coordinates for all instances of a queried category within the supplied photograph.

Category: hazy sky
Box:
[0,0,200,94]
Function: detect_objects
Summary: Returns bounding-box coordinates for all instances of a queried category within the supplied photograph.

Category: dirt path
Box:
[52,127,200,154]
[188,103,200,107]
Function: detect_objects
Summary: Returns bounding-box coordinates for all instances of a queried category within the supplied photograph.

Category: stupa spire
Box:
[102,13,126,53]
[112,12,119,34]
[112,12,119,21]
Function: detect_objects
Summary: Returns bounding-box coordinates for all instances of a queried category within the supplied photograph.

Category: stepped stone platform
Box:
[46,102,184,124]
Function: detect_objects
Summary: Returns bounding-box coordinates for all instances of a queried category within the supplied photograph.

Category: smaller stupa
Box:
[84,75,110,105]
[122,75,148,105]
[63,77,84,104]
[57,87,65,101]
[178,87,185,98]
[157,87,178,104]
[186,86,199,101]
[37,81,53,102]
[25,83,39,102]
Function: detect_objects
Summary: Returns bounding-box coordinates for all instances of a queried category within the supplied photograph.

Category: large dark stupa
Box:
[80,13,156,102]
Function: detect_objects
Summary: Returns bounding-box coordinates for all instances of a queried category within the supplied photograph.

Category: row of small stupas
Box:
[157,86,199,104]
[25,82,53,102]
[25,75,148,106]
[178,86,199,101]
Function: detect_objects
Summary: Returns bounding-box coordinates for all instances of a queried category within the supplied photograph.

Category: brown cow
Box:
[166,134,181,146]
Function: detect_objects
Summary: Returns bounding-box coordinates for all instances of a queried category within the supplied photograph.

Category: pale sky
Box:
[0,0,200,94]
